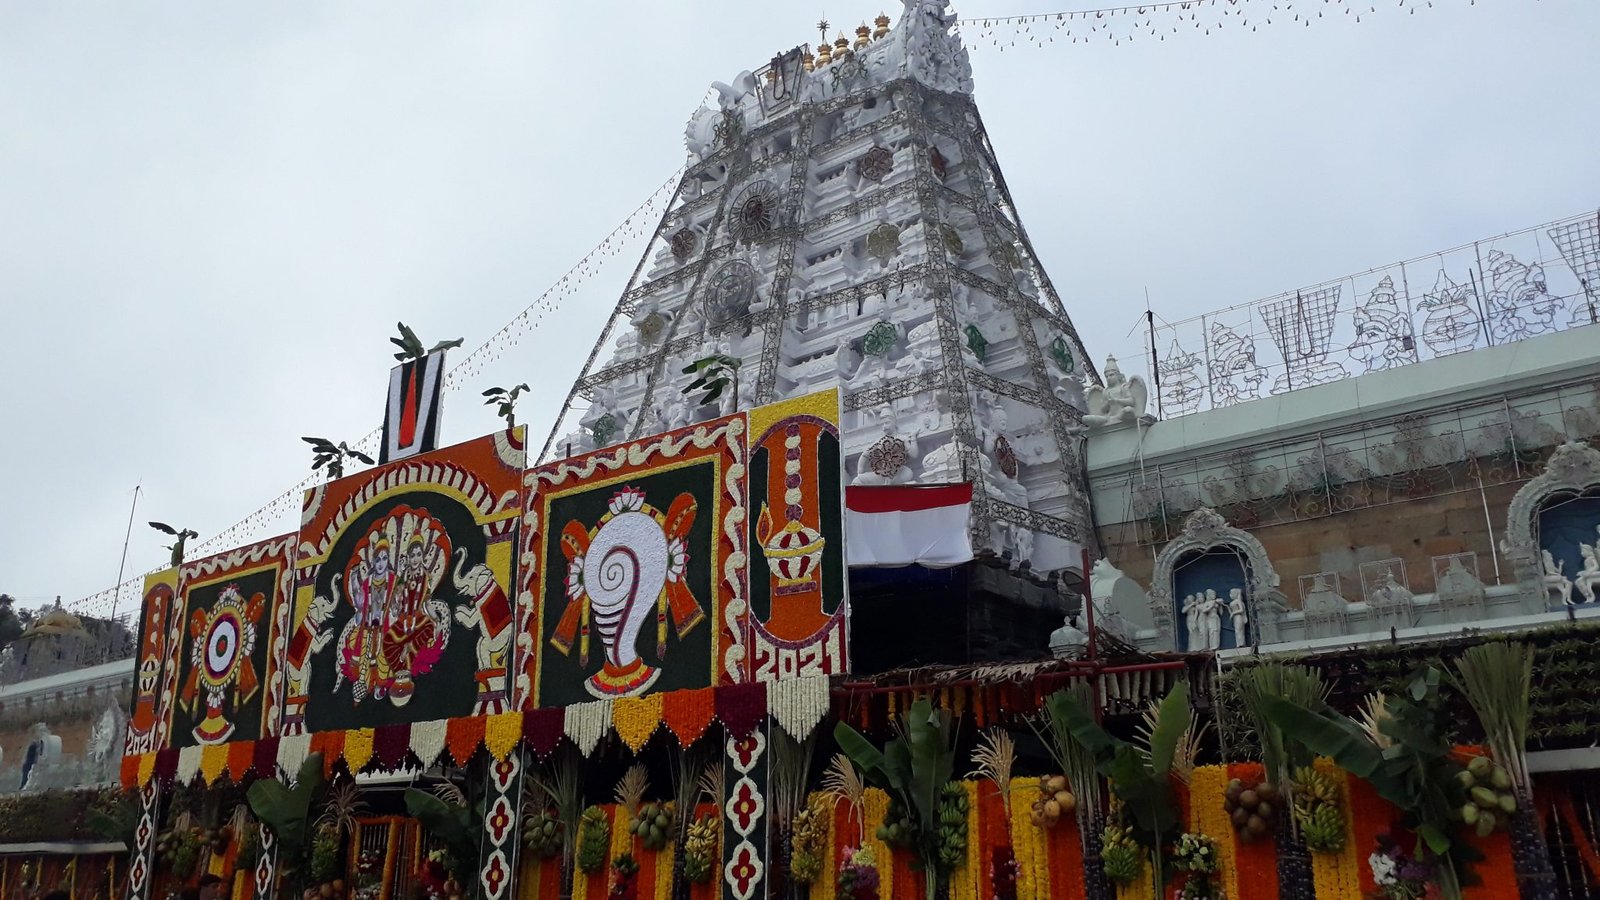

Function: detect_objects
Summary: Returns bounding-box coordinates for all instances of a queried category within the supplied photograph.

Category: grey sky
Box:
[3,1,1596,614]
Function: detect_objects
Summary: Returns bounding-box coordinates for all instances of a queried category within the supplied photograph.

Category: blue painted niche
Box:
[1537,491,1600,593]
[1172,548,1250,650]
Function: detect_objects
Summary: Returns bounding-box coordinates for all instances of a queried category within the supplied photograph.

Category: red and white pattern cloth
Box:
[844,483,974,568]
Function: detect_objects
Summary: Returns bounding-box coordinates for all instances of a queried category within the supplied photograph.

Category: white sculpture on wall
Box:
[1198,589,1223,650]
[1148,508,1283,651]
[1435,555,1487,624]
[1301,573,1349,639]
[1365,568,1418,631]
[1575,544,1600,604]
[1089,558,1151,636]
[1228,588,1249,646]
[1181,593,1201,650]
[1083,356,1150,428]
[1542,549,1574,606]
[1048,615,1089,659]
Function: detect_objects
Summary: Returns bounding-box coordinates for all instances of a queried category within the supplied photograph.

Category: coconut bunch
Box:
[1457,755,1518,837]
[1029,775,1077,828]
[1222,778,1278,843]
[522,808,561,859]
[630,801,674,851]
[876,795,918,849]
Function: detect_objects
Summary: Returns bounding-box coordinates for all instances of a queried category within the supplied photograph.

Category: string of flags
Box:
[957,0,1483,48]
[69,168,684,620]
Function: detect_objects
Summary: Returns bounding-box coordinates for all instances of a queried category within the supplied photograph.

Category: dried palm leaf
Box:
[615,763,649,813]
[820,753,867,830]
[968,728,1018,816]
[1357,692,1395,751]
[1134,700,1208,785]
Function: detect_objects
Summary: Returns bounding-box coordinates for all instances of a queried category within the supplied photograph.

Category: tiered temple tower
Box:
[545,1,1099,574]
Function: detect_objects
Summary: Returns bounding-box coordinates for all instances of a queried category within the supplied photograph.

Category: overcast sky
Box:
[3,0,1596,615]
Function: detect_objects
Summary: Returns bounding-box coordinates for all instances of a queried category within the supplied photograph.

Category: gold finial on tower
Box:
[801,48,816,72]
[834,31,851,57]
[873,12,891,40]
[815,37,833,66]
[854,23,871,50]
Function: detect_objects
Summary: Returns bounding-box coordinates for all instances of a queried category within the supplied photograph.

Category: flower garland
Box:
[567,700,614,756]
[343,728,375,773]
[277,733,311,776]
[177,745,203,785]
[946,780,980,900]
[662,688,715,746]
[446,716,484,765]
[1008,777,1043,900]
[374,723,410,769]
[714,683,767,740]
[484,712,523,760]
[863,789,895,900]
[409,719,447,768]
[1189,765,1242,900]
[522,707,566,758]
[200,743,230,785]
[228,739,256,782]
[614,696,664,753]
[1308,760,1361,900]
[320,730,345,776]
[768,674,831,740]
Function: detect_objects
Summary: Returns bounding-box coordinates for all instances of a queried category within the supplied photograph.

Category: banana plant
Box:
[1261,667,1481,898]
[405,782,483,888]
[681,353,741,410]
[246,753,326,885]
[833,697,956,900]
[482,383,531,430]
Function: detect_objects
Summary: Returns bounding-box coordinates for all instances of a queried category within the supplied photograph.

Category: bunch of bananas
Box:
[682,814,719,884]
[875,796,918,849]
[1099,823,1144,885]
[522,808,562,859]
[577,806,611,873]
[790,797,831,885]
[1292,767,1346,854]
[935,783,970,872]
[1457,755,1518,837]
[630,801,674,851]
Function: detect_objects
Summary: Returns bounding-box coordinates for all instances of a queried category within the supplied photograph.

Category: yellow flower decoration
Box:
[614,694,664,753]
[863,788,894,899]
[1309,759,1362,899]
[343,728,375,773]
[200,743,230,785]
[137,753,157,787]
[1190,765,1241,900]
[485,712,523,760]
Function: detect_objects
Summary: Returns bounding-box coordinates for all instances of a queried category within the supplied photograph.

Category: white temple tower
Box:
[544,2,1099,574]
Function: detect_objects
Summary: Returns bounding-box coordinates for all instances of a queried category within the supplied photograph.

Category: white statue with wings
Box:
[1082,355,1149,428]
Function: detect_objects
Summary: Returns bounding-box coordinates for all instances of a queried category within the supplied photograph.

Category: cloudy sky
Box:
[3,0,1596,615]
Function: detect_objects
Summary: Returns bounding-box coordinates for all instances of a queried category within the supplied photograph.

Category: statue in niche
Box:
[898,320,943,378]
[1541,549,1574,606]
[1574,543,1600,604]
[1228,588,1249,647]
[1083,355,1150,428]
[1349,276,1417,373]
[1197,588,1223,650]
[1181,593,1201,650]
[1207,323,1266,406]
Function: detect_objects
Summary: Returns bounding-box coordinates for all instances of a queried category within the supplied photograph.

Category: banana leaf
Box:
[1147,682,1190,778]
[246,753,325,869]
[1259,696,1385,780]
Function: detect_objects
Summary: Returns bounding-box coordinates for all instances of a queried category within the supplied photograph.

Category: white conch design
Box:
[585,511,669,672]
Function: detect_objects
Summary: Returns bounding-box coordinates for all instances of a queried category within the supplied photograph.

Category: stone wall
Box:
[1098,479,1526,607]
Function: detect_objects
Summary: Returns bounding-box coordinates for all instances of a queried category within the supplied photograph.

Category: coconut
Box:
[1246,815,1267,836]
[1468,756,1493,779]
[1255,801,1273,820]
[1043,799,1061,819]
[1238,790,1259,808]
[1491,768,1512,791]
[1232,808,1250,826]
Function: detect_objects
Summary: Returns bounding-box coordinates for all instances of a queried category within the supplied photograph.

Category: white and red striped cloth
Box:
[844,483,974,568]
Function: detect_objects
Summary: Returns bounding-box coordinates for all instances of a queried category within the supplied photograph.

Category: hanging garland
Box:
[446,716,485,766]
[769,675,831,741]
[374,723,411,770]
[662,688,716,746]
[409,719,448,769]
[567,700,614,757]
[614,695,664,753]
[485,712,524,761]
[342,728,375,773]
[276,733,310,779]
[199,743,230,785]
[228,740,255,782]
[176,745,202,785]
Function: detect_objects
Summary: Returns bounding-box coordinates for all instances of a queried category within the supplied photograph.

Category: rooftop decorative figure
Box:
[1083,355,1149,429]
[1349,276,1418,373]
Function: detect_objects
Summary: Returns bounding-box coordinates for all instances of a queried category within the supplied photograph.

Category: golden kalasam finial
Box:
[873,12,891,40]
[854,22,871,50]
[834,31,851,57]
[802,48,816,72]
[815,37,833,66]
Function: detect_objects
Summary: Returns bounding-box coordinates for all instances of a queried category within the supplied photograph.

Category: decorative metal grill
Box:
[730,180,781,243]
[866,222,901,264]
[669,228,697,262]
[1141,209,1600,417]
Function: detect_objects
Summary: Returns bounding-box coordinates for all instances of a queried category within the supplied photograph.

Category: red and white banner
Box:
[844,483,974,568]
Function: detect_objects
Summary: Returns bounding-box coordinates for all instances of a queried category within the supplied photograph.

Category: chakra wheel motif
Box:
[705,260,759,326]
[941,223,965,256]
[866,223,901,264]
[669,228,697,262]
[857,145,894,182]
[731,180,781,243]
[866,435,908,479]
[861,321,900,358]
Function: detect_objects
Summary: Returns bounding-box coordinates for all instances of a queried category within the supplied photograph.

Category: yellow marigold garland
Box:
[1189,765,1241,900]
[137,753,156,787]
[863,788,894,900]
[1009,777,1041,900]
[484,712,523,761]
[1309,759,1361,899]
[343,728,374,773]
[814,793,838,900]
[200,743,230,785]
[614,695,664,753]
[653,838,674,900]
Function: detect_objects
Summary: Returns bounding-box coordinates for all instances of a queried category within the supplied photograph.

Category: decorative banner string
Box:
[72,167,684,620]
[956,0,1485,47]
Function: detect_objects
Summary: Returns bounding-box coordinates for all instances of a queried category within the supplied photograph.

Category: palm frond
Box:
[1136,703,1209,785]
[697,761,724,807]
[318,781,368,833]
[615,763,649,813]
[1453,640,1535,791]
[1356,692,1395,750]
[432,780,468,807]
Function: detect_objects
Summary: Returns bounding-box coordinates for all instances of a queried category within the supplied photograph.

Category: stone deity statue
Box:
[1228,588,1248,647]
[1199,588,1223,650]
[1083,355,1150,428]
[1181,593,1201,650]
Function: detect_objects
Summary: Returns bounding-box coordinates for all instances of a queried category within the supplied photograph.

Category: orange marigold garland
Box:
[227,740,255,782]
[446,716,485,766]
[1190,764,1241,900]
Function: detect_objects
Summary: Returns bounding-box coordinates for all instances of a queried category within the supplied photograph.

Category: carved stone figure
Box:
[1542,549,1574,607]
[1048,614,1089,659]
[1083,355,1149,428]
[1435,556,1488,623]
[891,0,975,95]
[1575,543,1600,604]
[1198,588,1223,650]
[1228,588,1249,647]
[1365,569,1417,631]
[1181,593,1201,650]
